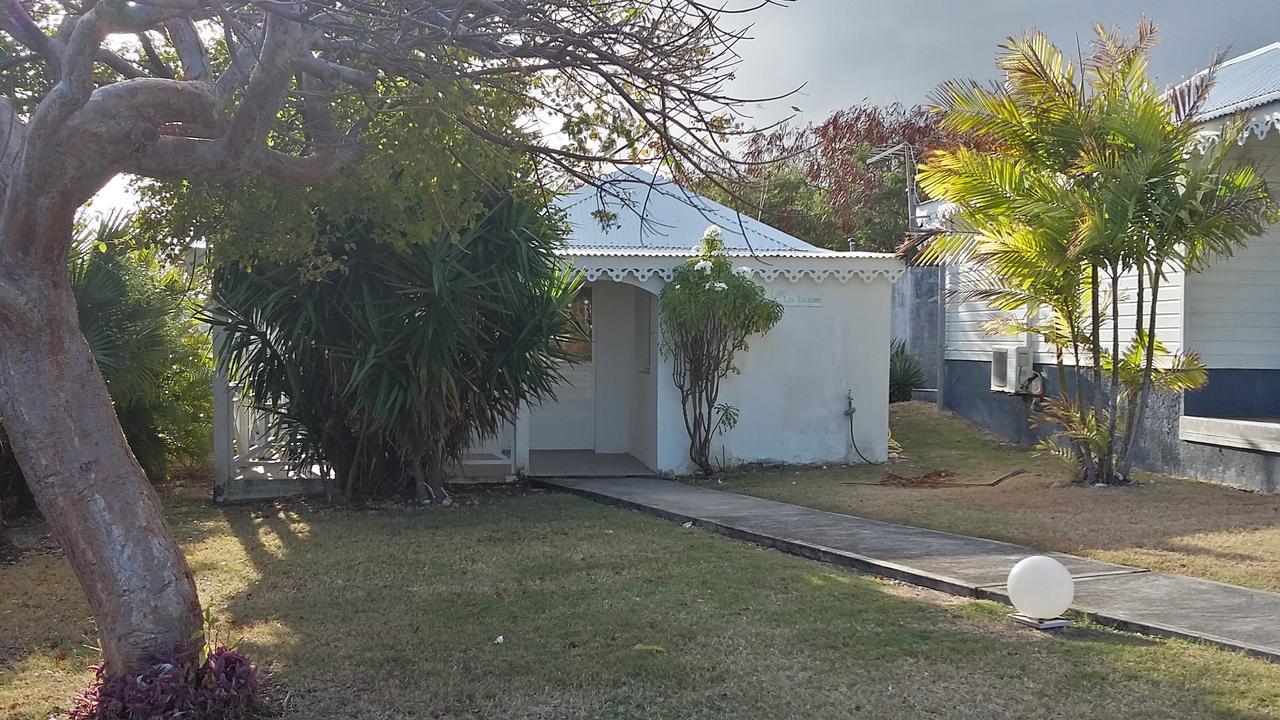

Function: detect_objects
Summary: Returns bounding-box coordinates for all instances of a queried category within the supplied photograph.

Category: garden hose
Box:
[845,389,881,465]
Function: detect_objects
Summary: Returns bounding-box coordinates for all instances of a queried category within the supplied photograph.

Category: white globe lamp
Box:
[1006,555,1075,629]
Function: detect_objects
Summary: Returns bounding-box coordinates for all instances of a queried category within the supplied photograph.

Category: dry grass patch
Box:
[718,401,1280,591]
[3,488,1280,719]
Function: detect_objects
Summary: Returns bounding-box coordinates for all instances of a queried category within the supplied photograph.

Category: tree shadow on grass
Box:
[202,491,1280,720]
[5,487,1280,719]
[0,490,254,682]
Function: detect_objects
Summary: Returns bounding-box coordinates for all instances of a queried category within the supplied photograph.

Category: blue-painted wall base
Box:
[1184,369,1280,419]
[943,359,1280,493]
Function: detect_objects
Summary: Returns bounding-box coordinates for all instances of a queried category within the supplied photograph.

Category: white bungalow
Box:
[213,169,902,498]
[507,168,903,477]
[920,42,1280,492]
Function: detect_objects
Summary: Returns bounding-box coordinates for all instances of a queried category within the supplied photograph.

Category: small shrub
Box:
[889,339,925,403]
[69,646,260,720]
[659,227,784,474]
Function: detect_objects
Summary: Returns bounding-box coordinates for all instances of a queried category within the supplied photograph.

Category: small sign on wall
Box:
[771,290,823,307]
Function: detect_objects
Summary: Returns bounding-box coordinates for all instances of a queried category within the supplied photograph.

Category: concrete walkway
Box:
[539,476,1280,661]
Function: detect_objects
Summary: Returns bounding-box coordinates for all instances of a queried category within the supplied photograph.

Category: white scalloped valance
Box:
[1191,109,1280,153]
[575,264,903,285]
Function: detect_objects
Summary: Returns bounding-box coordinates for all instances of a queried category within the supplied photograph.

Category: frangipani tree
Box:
[918,23,1275,484]
[660,227,783,474]
[0,0,776,674]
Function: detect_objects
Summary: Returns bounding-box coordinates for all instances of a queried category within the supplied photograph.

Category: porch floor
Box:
[528,450,652,478]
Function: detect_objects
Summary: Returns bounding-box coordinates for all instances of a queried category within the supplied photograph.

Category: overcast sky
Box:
[89,2,1279,213]
[725,0,1280,129]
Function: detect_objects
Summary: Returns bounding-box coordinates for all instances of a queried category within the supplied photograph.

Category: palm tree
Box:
[917,22,1275,484]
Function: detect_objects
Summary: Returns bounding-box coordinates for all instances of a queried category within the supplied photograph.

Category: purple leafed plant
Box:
[70,646,261,720]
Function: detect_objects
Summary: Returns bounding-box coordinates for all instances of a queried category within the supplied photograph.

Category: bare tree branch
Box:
[222,12,304,155]
[164,17,208,80]
[6,0,788,222]
[297,55,374,92]
[258,141,360,183]
[0,0,61,77]
[33,0,119,128]
[121,135,232,178]
[137,30,174,78]
[92,46,151,79]
[0,51,35,73]
[67,77,221,143]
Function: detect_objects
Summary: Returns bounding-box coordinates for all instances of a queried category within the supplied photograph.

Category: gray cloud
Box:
[726,0,1280,128]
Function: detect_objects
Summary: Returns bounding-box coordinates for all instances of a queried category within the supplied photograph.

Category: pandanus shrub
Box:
[889,339,926,403]
[208,190,580,501]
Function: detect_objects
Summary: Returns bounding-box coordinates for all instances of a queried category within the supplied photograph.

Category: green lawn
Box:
[716,401,1280,593]
[3,488,1280,719]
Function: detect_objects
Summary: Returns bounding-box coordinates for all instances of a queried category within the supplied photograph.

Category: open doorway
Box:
[527,281,658,475]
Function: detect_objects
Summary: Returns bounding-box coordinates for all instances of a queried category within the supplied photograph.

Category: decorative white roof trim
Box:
[1191,103,1280,153]
[572,264,904,285]
[556,247,890,260]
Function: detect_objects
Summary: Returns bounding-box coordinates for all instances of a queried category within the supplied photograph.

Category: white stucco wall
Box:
[592,281,634,453]
[629,290,660,469]
[526,255,899,475]
[653,274,893,474]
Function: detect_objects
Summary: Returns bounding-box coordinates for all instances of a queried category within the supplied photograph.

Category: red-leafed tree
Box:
[703,102,992,251]
[0,0,776,676]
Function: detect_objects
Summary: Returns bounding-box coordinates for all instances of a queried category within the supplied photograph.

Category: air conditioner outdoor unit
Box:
[990,346,1033,393]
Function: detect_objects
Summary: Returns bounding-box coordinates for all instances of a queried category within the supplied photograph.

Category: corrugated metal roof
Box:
[556,167,876,257]
[1192,42,1280,121]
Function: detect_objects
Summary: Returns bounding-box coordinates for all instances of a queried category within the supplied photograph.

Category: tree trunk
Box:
[421,453,450,502]
[413,458,428,503]
[0,262,202,674]
[1116,270,1164,480]
[1101,266,1122,484]
[1086,264,1103,485]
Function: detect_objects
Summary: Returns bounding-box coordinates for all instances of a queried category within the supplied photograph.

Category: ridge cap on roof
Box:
[557,246,898,260]
[556,166,833,256]
[1183,41,1280,84]
[1180,41,1280,121]
[1217,41,1280,70]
